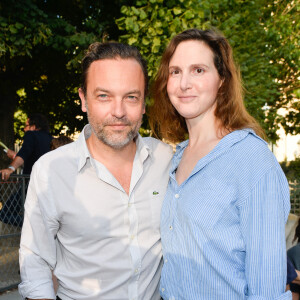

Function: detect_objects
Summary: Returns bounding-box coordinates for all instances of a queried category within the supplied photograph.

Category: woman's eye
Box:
[195,68,204,74]
[170,69,180,75]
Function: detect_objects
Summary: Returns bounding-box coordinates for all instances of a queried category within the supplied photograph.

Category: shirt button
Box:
[161,288,165,292]
[128,203,132,207]
[165,259,168,263]
[130,235,135,240]
[135,268,139,273]
[169,225,173,230]
[175,193,179,198]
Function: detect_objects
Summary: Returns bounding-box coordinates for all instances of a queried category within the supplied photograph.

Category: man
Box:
[0,114,52,227]
[18,42,173,300]
[0,113,52,180]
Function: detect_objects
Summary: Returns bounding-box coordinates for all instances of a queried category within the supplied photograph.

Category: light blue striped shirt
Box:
[160,129,291,300]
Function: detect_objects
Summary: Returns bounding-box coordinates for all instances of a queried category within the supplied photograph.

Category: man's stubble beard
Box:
[86,107,142,150]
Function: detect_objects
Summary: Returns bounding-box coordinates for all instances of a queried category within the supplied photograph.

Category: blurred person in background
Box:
[0,113,52,227]
[50,135,73,150]
[0,113,52,180]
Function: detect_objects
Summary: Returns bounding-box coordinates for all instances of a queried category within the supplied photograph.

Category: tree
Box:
[0,0,126,168]
[116,0,299,142]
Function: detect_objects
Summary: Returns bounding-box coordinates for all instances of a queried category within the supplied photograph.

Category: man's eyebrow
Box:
[93,87,110,93]
[125,90,142,96]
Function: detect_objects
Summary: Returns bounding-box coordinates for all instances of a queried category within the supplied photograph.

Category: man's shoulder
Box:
[35,141,77,167]
[142,136,173,157]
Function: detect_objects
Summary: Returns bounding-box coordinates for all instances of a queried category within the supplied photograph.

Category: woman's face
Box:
[167,40,222,122]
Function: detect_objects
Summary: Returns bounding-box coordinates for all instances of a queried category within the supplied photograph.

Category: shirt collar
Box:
[75,124,152,172]
[76,125,93,172]
[171,128,267,174]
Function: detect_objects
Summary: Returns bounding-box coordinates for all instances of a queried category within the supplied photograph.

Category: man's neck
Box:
[86,133,137,194]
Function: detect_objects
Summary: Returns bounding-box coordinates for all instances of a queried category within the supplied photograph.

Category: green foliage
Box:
[13,110,27,141]
[0,0,125,139]
[0,1,51,57]
[116,0,299,142]
[280,157,300,182]
[281,157,300,212]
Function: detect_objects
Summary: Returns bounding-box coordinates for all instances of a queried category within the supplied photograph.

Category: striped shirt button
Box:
[175,193,179,198]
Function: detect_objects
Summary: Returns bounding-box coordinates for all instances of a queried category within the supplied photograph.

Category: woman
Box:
[150,29,291,299]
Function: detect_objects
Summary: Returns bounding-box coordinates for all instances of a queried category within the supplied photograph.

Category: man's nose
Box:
[111,99,126,119]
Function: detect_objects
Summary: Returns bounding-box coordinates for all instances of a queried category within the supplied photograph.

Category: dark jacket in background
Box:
[17,130,52,174]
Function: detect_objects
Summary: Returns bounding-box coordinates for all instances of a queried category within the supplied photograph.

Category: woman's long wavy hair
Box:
[149,28,265,143]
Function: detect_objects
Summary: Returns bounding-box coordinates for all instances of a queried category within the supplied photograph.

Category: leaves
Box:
[116,0,299,142]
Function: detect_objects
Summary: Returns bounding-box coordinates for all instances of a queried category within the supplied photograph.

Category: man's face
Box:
[24,118,36,132]
[79,58,145,149]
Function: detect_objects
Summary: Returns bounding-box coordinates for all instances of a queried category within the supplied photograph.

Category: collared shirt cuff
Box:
[247,290,292,300]
[18,279,56,300]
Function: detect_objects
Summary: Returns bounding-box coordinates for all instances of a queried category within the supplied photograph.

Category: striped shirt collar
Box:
[172,128,267,176]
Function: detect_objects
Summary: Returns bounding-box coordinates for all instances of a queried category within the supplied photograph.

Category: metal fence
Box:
[0,174,29,292]
[0,175,299,293]
[290,180,300,215]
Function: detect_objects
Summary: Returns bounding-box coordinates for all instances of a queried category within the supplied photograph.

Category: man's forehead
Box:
[86,58,145,92]
[90,57,142,69]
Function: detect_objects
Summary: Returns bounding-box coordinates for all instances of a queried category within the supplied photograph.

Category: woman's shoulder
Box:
[231,129,277,167]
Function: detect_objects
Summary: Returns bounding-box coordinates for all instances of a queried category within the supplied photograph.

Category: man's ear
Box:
[142,100,146,114]
[79,88,87,112]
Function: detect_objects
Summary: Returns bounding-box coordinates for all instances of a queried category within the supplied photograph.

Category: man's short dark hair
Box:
[28,113,50,132]
[81,42,148,97]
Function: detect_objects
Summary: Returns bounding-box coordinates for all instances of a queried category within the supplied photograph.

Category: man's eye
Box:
[127,95,138,101]
[98,94,108,100]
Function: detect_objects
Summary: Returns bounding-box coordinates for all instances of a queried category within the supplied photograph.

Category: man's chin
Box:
[102,138,132,149]
[100,132,137,149]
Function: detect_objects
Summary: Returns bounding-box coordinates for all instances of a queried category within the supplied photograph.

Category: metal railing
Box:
[0,174,29,292]
[290,180,300,216]
[0,175,299,293]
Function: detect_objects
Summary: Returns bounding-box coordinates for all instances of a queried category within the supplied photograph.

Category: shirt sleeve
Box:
[17,131,35,161]
[240,166,292,300]
[18,162,58,300]
[286,257,297,285]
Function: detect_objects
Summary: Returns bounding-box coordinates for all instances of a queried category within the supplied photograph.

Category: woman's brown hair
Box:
[150,28,265,143]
